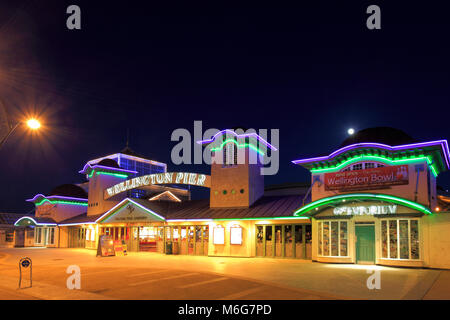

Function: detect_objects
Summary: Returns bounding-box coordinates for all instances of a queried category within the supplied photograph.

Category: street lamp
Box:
[0,118,42,150]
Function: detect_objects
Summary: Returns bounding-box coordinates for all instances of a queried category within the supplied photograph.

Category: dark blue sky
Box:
[0,1,449,212]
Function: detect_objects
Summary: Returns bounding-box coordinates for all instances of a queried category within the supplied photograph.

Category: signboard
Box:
[19,257,32,288]
[105,172,211,199]
[113,240,126,256]
[102,203,163,223]
[96,235,115,257]
[333,205,397,216]
[324,165,409,191]
[213,226,225,245]
[230,226,243,245]
[121,240,128,255]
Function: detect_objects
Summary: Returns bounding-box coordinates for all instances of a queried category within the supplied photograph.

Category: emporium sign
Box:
[333,205,397,216]
[324,165,409,191]
[105,172,210,199]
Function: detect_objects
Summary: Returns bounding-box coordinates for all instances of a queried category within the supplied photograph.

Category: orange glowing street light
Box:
[0,118,42,150]
[26,118,41,130]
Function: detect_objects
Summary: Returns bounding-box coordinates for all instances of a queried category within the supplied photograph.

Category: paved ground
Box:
[0,247,448,300]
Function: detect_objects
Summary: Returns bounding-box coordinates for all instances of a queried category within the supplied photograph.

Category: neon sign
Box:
[105,172,210,199]
[333,205,397,216]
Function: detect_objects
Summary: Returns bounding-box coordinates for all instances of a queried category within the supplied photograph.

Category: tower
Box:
[79,159,136,215]
[198,130,277,208]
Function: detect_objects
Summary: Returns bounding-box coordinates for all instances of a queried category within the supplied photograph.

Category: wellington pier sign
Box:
[104,172,210,199]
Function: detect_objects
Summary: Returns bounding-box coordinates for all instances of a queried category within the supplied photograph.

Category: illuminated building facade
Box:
[292,128,450,268]
[11,128,450,268]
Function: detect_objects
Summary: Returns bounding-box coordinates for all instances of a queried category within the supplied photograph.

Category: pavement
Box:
[0,247,448,300]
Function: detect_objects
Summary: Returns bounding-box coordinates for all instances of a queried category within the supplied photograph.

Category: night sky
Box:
[0,1,449,213]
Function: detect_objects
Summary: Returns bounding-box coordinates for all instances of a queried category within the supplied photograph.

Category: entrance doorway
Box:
[256,224,312,259]
[138,226,158,252]
[68,227,86,248]
[355,224,375,264]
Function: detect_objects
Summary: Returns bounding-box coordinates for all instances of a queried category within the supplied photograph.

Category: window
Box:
[6,232,14,242]
[381,219,420,260]
[341,162,386,172]
[223,140,237,166]
[318,221,348,257]
[35,228,42,244]
[365,163,375,169]
[47,228,55,245]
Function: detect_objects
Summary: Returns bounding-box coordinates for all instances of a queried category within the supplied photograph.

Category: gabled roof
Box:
[149,191,182,202]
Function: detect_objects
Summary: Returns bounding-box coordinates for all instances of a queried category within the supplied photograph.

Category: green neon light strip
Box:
[88,171,129,178]
[293,193,432,216]
[310,155,438,177]
[35,199,88,207]
[211,139,265,156]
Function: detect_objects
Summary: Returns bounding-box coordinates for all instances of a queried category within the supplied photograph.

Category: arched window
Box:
[341,162,386,172]
[223,140,238,166]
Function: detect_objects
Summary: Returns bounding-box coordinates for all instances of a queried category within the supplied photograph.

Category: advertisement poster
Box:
[324,165,409,191]
[96,235,115,257]
[213,226,225,245]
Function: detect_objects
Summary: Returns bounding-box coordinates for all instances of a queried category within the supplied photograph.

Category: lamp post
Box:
[0,118,41,150]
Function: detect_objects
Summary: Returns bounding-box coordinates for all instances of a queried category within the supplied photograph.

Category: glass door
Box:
[265,225,273,256]
[256,226,264,256]
[188,226,195,255]
[202,226,209,256]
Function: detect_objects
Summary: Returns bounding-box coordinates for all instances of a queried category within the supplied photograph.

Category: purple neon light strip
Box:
[26,194,88,203]
[78,163,138,175]
[196,129,277,151]
[292,140,450,169]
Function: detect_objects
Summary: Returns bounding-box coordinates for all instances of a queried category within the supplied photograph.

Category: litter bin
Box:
[165,241,173,254]
[172,242,179,255]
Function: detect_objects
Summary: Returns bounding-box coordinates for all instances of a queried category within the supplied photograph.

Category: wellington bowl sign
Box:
[104,172,210,199]
[324,165,409,191]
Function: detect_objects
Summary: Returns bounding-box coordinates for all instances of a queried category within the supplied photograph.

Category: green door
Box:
[355,225,375,264]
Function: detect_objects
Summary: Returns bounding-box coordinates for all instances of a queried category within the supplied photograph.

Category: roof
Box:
[120,146,144,158]
[292,139,450,176]
[340,127,417,147]
[130,195,304,220]
[58,213,102,225]
[97,158,121,169]
[0,213,29,225]
[264,182,310,191]
[196,129,278,151]
[50,184,88,198]
[14,216,57,226]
